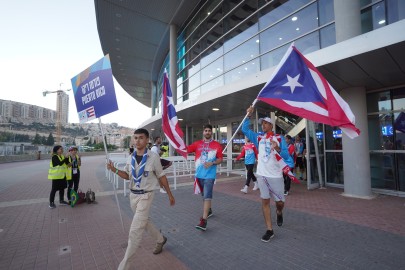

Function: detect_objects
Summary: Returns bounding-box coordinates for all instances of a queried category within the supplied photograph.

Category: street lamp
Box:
[43,84,71,144]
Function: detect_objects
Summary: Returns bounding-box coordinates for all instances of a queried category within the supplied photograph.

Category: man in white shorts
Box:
[242,106,294,242]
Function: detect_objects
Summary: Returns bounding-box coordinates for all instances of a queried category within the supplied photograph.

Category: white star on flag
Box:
[283,74,303,93]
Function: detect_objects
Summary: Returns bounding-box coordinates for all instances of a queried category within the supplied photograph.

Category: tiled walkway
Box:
[0,155,404,270]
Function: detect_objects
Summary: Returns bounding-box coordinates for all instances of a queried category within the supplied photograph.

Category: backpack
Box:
[77,189,86,205]
[85,188,96,204]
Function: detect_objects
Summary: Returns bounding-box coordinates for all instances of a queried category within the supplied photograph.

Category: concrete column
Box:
[340,87,373,199]
[150,81,155,115]
[170,24,177,105]
[334,0,361,42]
[227,122,233,172]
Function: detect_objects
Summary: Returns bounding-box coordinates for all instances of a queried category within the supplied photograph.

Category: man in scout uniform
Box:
[107,128,175,270]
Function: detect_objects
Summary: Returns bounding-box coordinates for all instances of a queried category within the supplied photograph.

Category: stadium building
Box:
[95,0,405,197]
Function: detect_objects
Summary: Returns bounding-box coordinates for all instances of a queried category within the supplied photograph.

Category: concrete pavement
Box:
[0,155,404,270]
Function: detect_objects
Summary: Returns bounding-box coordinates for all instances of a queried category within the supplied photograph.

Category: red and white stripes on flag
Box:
[256,43,360,138]
[194,178,202,194]
[275,152,300,184]
[162,72,187,158]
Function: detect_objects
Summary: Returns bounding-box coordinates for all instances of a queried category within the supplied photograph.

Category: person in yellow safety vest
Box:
[161,142,169,158]
[48,145,72,209]
[66,146,81,205]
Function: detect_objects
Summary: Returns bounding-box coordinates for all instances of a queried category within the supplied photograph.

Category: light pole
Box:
[43,83,71,145]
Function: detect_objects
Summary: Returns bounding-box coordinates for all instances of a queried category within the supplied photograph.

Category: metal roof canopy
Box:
[95,0,200,107]
[95,1,405,132]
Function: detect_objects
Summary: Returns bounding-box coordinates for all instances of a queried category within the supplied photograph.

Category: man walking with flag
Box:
[242,107,294,242]
[187,124,223,231]
[106,128,175,270]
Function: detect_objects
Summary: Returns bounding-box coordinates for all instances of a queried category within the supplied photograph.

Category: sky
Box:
[0,0,150,129]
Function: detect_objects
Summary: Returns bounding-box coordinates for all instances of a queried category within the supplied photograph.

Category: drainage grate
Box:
[58,218,67,223]
[58,245,71,255]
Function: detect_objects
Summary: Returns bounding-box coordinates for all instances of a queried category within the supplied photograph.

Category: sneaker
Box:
[49,202,56,209]
[240,185,248,194]
[153,236,167,255]
[252,182,259,191]
[195,218,207,231]
[59,200,69,206]
[207,208,213,218]
[277,212,283,227]
[284,191,289,196]
[159,188,167,194]
[261,230,274,242]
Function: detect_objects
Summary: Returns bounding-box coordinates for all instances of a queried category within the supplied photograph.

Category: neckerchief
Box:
[131,148,148,188]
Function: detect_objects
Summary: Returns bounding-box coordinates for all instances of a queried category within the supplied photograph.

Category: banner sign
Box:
[71,54,118,123]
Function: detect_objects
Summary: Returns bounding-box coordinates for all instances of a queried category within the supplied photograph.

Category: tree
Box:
[32,133,41,145]
[123,136,131,148]
[46,133,54,146]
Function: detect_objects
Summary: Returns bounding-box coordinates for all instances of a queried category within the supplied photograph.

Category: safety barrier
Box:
[106,154,248,197]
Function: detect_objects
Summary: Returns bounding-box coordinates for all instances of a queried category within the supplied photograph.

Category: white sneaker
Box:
[160,188,167,194]
[240,185,248,194]
[252,182,259,191]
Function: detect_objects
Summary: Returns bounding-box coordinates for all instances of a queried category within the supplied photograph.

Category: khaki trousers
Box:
[118,192,164,270]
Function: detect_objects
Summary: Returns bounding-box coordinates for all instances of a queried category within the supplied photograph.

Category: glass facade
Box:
[149,0,405,194]
[367,88,405,191]
[173,0,337,106]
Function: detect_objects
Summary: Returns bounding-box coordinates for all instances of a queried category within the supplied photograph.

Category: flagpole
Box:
[99,118,125,234]
[222,99,258,154]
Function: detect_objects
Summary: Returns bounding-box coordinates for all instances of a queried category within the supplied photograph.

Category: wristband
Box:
[115,168,119,175]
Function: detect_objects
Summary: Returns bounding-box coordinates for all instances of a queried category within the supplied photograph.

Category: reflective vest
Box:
[48,154,66,180]
[66,155,80,180]
[161,145,169,157]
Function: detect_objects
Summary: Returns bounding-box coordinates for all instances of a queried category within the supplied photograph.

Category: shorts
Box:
[257,176,285,202]
[197,178,215,200]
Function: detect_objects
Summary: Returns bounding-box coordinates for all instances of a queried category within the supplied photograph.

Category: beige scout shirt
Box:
[124,150,165,191]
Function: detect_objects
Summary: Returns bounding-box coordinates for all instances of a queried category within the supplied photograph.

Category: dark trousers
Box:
[49,178,67,203]
[67,173,80,201]
[245,164,257,186]
[283,168,294,192]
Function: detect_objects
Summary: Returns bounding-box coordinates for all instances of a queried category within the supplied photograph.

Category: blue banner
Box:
[71,54,118,123]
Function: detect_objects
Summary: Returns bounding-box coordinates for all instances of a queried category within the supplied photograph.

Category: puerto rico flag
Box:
[162,72,187,158]
[256,44,360,139]
[78,106,96,123]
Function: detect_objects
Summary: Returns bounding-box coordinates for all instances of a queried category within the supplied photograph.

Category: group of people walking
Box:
[236,126,307,196]
[48,145,81,208]
[104,105,304,269]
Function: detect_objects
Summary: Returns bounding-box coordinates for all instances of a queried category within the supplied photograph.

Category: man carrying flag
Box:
[242,109,294,242]
[187,124,223,231]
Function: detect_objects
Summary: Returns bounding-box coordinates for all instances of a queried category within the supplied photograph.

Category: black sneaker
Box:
[277,212,283,227]
[60,200,69,206]
[207,208,213,218]
[195,218,207,231]
[49,202,56,209]
[261,230,274,242]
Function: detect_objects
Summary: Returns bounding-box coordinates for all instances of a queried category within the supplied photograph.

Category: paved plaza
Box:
[0,155,404,270]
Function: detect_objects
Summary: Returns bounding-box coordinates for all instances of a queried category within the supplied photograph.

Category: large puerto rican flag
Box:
[162,72,187,158]
[256,44,360,139]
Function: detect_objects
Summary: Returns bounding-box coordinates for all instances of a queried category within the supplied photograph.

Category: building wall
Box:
[150,0,405,195]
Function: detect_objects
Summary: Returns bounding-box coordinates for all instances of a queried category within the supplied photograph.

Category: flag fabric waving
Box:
[256,44,360,138]
[162,72,187,158]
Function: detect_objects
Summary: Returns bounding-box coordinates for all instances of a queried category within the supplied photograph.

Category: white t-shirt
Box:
[257,135,283,178]
[150,144,160,155]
